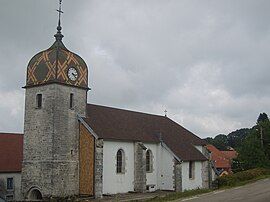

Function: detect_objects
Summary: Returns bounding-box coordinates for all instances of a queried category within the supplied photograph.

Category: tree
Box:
[205,129,250,150]
[213,134,228,150]
[257,112,269,124]
[227,128,250,149]
[205,112,270,171]
[236,113,270,170]
[204,137,214,145]
[237,130,269,169]
[204,134,228,150]
[256,116,270,159]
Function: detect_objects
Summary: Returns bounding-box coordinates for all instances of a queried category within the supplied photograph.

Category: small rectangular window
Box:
[36,94,42,108]
[6,195,14,201]
[189,161,195,179]
[70,93,74,109]
[7,178,13,190]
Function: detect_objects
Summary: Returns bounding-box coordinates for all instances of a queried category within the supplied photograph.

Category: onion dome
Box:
[25,12,88,89]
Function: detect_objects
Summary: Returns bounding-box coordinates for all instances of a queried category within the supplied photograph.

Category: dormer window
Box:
[70,93,74,109]
[36,94,42,109]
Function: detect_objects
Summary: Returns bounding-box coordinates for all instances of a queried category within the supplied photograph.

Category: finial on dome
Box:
[54,0,64,41]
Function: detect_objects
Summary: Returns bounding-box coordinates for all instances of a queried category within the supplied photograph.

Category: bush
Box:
[215,168,270,187]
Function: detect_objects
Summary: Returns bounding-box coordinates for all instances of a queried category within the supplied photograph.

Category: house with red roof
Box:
[221,149,238,162]
[206,145,237,175]
[0,133,23,201]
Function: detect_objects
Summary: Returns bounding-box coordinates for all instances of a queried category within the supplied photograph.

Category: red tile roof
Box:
[84,104,207,161]
[206,145,230,169]
[0,104,208,172]
[221,150,237,160]
[0,133,23,172]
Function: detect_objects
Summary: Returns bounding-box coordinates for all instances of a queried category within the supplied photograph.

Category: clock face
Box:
[67,67,78,81]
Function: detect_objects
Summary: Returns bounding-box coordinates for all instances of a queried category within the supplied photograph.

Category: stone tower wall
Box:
[21,84,87,199]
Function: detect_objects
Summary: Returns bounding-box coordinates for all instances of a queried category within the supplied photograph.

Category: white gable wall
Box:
[102,140,206,194]
[142,142,175,191]
[102,141,135,194]
[158,144,175,191]
[181,161,203,190]
[144,143,158,191]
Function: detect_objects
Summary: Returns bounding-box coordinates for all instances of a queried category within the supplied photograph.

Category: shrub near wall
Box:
[216,168,270,187]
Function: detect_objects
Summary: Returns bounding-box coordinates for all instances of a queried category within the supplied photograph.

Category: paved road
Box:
[178,178,270,202]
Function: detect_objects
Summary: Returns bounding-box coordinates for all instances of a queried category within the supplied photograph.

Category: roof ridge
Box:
[85,103,207,161]
[87,103,166,118]
[0,132,23,136]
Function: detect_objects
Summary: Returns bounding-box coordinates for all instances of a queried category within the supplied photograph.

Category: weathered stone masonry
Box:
[21,84,87,199]
[174,160,182,192]
[134,142,147,193]
[201,146,211,189]
[95,139,104,198]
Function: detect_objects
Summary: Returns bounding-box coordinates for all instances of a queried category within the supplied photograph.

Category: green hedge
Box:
[216,168,270,187]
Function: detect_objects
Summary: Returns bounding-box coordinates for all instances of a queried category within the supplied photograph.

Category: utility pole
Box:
[260,125,264,149]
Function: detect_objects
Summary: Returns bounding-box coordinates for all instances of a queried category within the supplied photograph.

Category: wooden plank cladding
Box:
[79,123,95,195]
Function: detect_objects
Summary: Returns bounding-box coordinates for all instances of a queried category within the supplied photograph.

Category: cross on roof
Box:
[56,0,64,28]
[55,0,64,41]
[164,109,167,117]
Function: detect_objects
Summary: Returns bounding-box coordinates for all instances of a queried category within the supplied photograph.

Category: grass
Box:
[216,168,270,188]
[218,174,270,189]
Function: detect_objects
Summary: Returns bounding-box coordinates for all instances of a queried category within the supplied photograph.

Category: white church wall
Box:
[158,145,175,191]
[181,161,203,190]
[0,172,21,201]
[144,143,158,191]
[102,141,134,194]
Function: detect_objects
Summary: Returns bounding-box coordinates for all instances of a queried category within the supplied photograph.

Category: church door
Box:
[79,123,95,196]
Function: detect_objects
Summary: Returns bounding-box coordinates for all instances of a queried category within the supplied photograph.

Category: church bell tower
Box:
[21,1,89,199]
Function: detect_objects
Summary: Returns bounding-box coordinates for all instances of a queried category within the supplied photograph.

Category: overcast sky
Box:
[0,0,270,138]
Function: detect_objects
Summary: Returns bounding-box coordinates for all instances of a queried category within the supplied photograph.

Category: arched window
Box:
[146,149,153,172]
[116,149,125,173]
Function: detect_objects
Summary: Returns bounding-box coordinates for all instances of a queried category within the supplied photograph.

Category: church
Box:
[0,2,214,201]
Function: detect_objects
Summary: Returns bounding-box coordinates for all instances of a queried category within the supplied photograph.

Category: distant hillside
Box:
[205,113,270,171]
[204,128,250,150]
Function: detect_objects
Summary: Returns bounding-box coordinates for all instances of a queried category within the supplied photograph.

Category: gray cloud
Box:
[1,0,270,137]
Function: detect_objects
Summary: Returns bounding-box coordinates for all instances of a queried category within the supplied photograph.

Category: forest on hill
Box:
[205,113,270,171]
[204,128,250,151]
